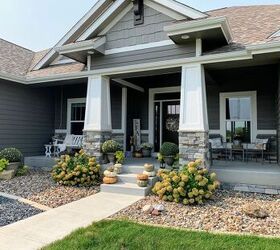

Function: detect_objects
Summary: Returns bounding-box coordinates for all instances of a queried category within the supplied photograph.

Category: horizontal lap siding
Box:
[206,65,277,130]
[91,44,195,69]
[0,80,54,156]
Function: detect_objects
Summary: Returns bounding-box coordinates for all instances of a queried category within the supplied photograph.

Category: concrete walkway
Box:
[0,192,142,250]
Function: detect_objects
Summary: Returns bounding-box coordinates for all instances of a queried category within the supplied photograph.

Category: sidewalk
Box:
[0,192,141,250]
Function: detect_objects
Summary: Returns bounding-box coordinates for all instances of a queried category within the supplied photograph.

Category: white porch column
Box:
[179,63,209,165]
[83,75,112,160]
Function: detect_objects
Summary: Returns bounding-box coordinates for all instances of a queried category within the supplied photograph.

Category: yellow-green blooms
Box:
[152,160,219,205]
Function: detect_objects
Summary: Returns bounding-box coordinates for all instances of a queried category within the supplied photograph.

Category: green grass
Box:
[44,220,280,250]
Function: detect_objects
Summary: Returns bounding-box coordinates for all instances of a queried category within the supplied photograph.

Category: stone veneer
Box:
[179,131,209,166]
[83,131,112,162]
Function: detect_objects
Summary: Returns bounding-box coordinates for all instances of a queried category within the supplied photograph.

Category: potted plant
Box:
[0,148,22,172]
[102,140,120,163]
[140,143,153,157]
[114,151,125,174]
[159,142,179,167]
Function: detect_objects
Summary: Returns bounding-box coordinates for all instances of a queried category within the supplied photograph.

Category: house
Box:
[0,0,280,181]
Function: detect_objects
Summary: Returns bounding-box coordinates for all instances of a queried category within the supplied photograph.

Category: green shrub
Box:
[115,151,125,164]
[0,148,22,162]
[152,160,220,205]
[160,142,179,156]
[0,158,9,172]
[51,149,101,186]
[102,140,120,153]
[16,165,29,176]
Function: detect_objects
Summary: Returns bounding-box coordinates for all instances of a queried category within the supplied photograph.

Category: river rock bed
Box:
[111,190,280,236]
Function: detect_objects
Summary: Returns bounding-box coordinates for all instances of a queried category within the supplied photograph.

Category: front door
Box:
[162,101,180,144]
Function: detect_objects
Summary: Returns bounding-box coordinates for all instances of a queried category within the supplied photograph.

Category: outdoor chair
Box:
[53,134,84,157]
[209,134,227,165]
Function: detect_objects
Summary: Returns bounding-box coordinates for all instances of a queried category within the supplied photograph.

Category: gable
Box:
[105,5,175,50]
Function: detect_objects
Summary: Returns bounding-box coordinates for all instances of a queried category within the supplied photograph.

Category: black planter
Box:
[142,148,151,157]
[163,156,175,166]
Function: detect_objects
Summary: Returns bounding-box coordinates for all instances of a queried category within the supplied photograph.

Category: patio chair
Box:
[53,134,84,156]
[209,134,227,165]
[245,135,270,163]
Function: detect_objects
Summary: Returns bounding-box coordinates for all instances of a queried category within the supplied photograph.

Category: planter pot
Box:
[6,162,20,172]
[142,149,151,157]
[137,180,148,187]
[107,153,115,163]
[163,156,175,166]
[114,164,122,174]
[144,163,154,172]
[134,152,143,158]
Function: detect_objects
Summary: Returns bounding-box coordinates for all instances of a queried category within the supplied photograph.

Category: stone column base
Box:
[179,131,209,167]
[83,130,112,162]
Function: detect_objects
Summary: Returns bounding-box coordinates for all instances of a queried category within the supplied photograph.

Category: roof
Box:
[208,5,280,45]
[1,4,280,80]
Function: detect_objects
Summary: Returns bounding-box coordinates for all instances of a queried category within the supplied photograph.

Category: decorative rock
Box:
[0,170,16,180]
[153,204,165,212]
[243,204,269,219]
[142,204,153,214]
[151,209,160,216]
[143,171,156,177]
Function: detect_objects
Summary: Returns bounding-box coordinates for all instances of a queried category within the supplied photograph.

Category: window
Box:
[67,98,86,135]
[220,92,257,143]
[167,104,180,115]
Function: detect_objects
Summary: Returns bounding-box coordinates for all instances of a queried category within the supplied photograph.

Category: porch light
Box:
[181,34,190,40]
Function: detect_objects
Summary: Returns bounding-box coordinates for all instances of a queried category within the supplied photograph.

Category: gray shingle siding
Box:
[0,79,54,156]
[106,5,174,50]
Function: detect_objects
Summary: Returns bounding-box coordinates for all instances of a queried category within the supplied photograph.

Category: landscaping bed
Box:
[111,190,280,236]
[0,196,42,226]
[0,169,100,208]
[44,220,280,250]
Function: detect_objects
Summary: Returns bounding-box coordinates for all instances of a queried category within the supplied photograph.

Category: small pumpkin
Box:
[137,180,148,187]
[143,170,156,177]
[103,176,118,184]
[144,163,154,172]
[104,170,117,178]
[137,174,149,181]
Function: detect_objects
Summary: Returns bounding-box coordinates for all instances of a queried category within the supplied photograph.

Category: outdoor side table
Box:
[44,144,52,158]
[230,147,245,161]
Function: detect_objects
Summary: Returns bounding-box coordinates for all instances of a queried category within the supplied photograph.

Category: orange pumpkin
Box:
[137,174,149,181]
[103,176,118,184]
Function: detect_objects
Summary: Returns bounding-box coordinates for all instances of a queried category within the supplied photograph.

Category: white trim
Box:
[112,78,145,92]
[105,40,174,55]
[148,86,180,145]
[67,98,86,134]
[122,87,127,150]
[196,38,202,57]
[257,130,277,135]
[270,29,280,38]
[55,129,67,134]
[77,0,127,42]
[209,129,221,135]
[99,3,133,36]
[151,0,207,19]
[219,91,257,142]
[144,0,185,20]
[164,16,232,44]
[33,0,110,70]
[246,41,280,55]
[141,130,149,134]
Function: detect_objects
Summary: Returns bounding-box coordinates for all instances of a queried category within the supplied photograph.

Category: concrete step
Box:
[100,182,152,196]
[122,165,145,174]
[118,173,158,186]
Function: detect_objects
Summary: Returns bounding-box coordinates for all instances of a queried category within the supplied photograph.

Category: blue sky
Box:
[0,0,279,51]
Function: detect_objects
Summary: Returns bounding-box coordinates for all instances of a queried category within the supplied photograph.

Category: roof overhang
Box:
[164,17,232,45]
[55,37,106,63]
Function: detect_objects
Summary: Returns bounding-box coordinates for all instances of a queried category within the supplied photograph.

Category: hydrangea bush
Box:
[152,160,220,205]
[51,150,101,186]
[0,148,22,162]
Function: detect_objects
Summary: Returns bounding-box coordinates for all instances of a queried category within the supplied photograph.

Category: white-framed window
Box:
[67,98,86,135]
[220,91,257,143]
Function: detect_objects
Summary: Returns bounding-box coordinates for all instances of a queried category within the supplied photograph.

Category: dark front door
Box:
[162,101,180,145]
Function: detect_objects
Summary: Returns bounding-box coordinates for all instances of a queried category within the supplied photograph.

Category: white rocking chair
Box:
[53,134,83,157]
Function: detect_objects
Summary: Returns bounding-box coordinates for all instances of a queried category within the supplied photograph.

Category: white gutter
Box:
[246,41,280,55]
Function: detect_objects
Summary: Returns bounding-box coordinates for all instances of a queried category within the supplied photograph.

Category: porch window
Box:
[67,98,86,135]
[225,97,251,142]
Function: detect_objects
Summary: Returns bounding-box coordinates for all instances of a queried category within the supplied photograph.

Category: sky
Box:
[0,0,279,51]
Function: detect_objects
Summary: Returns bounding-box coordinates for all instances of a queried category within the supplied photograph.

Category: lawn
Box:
[44,220,280,250]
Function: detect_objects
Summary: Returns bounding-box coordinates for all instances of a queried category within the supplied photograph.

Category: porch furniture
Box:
[44,144,52,158]
[230,146,245,162]
[53,135,84,156]
[209,134,228,165]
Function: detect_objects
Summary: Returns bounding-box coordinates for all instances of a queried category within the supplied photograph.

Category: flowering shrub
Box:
[0,158,9,172]
[152,160,220,205]
[0,148,22,162]
[102,140,120,153]
[140,143,153,150]
[51,150,101,186]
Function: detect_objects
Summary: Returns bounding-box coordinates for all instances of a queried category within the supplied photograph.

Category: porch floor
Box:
[24,156,57,170]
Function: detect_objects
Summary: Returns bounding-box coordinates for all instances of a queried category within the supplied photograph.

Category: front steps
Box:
[101,163,159,197]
